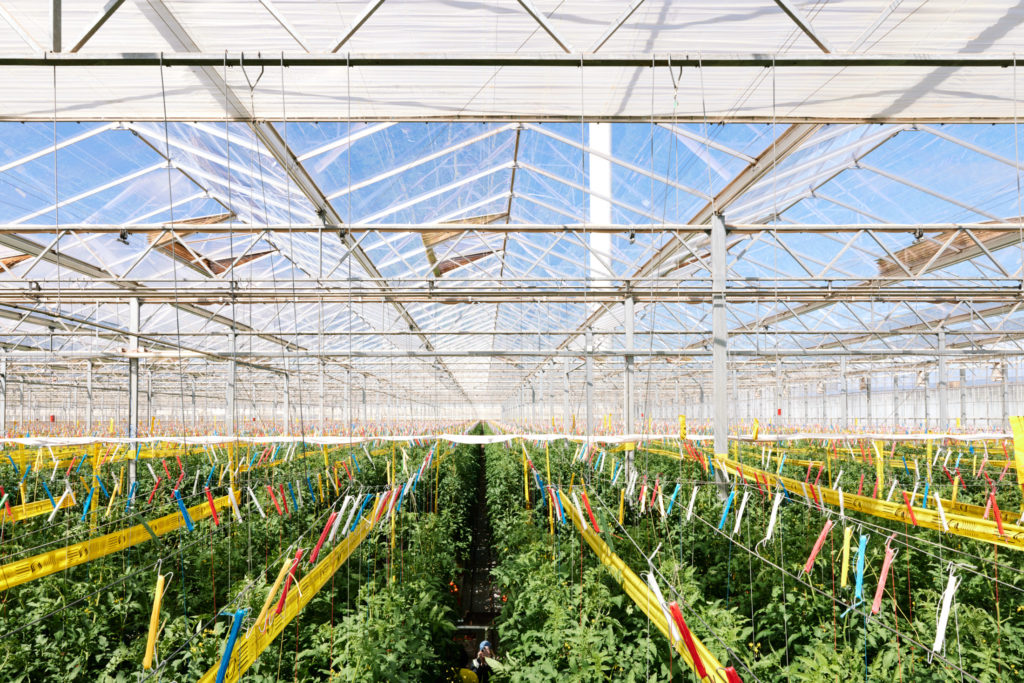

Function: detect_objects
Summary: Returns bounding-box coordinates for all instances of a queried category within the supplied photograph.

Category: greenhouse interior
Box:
[1,2,1024,682]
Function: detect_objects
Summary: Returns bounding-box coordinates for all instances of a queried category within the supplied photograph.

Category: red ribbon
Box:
[205,486,220,526]
[667,602,707,679]
[274,549,304,615]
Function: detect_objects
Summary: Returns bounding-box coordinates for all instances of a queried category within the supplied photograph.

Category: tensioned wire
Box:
[577,443,1024,590]
[604,487,983,683]
[0,477,369,642]
[584,475,984,683]
[568,437,1014,680]
[579,482,759,682]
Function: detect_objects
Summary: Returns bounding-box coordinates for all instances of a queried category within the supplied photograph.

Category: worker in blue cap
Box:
[469,640,494,682]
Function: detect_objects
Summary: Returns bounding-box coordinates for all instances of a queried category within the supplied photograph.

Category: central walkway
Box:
[454,445,501,661]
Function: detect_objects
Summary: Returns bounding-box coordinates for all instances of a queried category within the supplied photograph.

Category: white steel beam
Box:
[69,0,126,52]
[516,0,572,53]
[589,0,646,53]
[330,0,386,52]
[773,0,832,53]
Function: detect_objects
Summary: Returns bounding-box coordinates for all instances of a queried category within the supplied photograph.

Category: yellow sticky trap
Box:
[618,489,625,526]
[316,474,324,503]
[751,419,759,441]
[840,526,853,588]
[143,573,165,669]
[679,415,687,440]
[951,475,960,504]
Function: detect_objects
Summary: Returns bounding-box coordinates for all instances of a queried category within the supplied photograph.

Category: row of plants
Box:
[0,440,410,681]
[561,437,1024,681]
[485,433,686,682]
[298,433,483,681]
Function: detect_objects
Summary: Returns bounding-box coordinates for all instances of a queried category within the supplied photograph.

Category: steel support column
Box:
[284,373,291,433]
[127,297,139,485]
[938,329,948,430]
[0,355,6,435]
[319,361,325,432]
[585,327,594,443]
[864,375,871,428]
[225,331,237,434]
[960,367,967,425]
[563,356,570,430]
[711,213,729,494]
[86,360,93,432]
[1001,360,1009,430]
[623,295,634,433]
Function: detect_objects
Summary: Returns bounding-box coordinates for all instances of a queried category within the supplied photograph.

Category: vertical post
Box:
[775,357,782,423]
[361,386,366,427]
[840,357,848,426]
[893,373,900,428]
[585,327,594,442]
[864,375,872,428]
[921,370,929,430]
[562,356,570,431]
[623,294,634,434]
[588,123,612,293]
[319,361,326,432]
[284,373,291,433]
[86,360,93,432]
[0,355,6,435]
[937,329,948,431]
[588,123,610,437]
[711,213,729,492]
[51,0,61,52]
[923,371,930,429]
[127,297,139,486]
[959,367,967,426]
[191,381,197,429]
[146,370,153,433]
[225,331,237,434]
[1001,359,1009,430]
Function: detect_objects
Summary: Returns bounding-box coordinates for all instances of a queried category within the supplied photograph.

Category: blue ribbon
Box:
[215,608,249,683]
[350,493,372,532]
[41,480,56,508]
[173,489,194,532]
[80,487,96,522]
[665,483,682,516]
[717,488,736,531]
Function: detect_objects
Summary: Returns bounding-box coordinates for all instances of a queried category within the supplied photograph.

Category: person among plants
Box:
[469,640,495,682]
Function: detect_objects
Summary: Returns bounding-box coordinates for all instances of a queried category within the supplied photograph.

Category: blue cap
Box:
[479,640,491,650]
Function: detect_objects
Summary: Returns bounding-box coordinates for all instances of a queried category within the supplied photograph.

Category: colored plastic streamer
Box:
[197,514,372,683]
[840,526,853,589]
[801,519,834,576]
[173,489,195,532]
[871,534,898,615]
[215,609,249,683]
[717,488,736,531]
[143,573,165,670]
[931,568,961,659]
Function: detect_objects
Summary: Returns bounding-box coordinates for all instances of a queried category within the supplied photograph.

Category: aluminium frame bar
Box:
[0,222,1021,234]
[5,53,1024,68]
